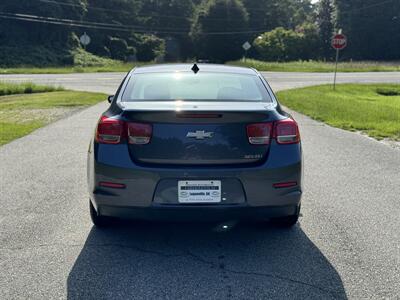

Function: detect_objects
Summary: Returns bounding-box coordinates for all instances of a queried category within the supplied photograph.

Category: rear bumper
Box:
[97,204,299,222]
[87,140,303,221]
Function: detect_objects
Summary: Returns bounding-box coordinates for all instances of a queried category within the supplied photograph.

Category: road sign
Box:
[331,33,347,90]
[242,41,251,51]
[80,33,91,47]
[331,34,347,50]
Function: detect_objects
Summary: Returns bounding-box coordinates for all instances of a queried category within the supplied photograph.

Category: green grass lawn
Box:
[0,81,64,95]
[0,48,144,74]
[2,58,399,74]
[230,59,400,72]
[0,87,106,145]
[0,64,135,74]
[276,84,400,140]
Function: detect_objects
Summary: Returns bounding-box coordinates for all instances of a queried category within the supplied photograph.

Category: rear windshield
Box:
[121,72,272,102]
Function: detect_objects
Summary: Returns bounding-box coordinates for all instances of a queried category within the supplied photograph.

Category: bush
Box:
[0,46,73,67]
[106,37,136,61]
[72,48,123,67]
[131,34,165,61]
[253,24,320,61]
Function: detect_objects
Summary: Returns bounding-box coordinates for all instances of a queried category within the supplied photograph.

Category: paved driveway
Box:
[0,71,399,299]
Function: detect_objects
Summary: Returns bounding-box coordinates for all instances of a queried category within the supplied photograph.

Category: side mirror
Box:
[107,95,114,103]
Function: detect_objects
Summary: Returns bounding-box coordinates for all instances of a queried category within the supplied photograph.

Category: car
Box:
[87,64,302,228]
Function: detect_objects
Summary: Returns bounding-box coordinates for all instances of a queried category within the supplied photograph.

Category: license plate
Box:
[178,180,221,203]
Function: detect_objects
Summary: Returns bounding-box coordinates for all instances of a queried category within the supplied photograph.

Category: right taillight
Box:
[274,118,300,144]
[96,116,124,144]
[247,118,300,146]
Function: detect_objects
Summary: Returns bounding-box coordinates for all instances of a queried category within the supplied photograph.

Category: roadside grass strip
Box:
[0,90,106,145]
[276,84,400,141]
[230,59,400,73]
[1,59,399,74]
[0,81,64,96]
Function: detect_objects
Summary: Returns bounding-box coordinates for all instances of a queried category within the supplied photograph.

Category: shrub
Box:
[253,24,321,61]
[131,34,165,62]
[0,46,73,67]
[106,37,136,61]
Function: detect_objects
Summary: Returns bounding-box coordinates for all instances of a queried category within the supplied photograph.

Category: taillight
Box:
[274,118,300,144]
[96,116,152,145]
[96,116,124,144]
[247,118,300,146]
[99,181,126,189]
[246,123,272,145]
[127,123,152,145]
[273,181,297,188]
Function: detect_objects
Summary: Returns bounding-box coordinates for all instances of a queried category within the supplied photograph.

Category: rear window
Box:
[121,72,272,102]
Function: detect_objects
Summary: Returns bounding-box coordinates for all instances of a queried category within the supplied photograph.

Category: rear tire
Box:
[90,200,112,228]
[271,205,300,228]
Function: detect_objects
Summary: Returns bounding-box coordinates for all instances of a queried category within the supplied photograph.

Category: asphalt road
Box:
[1,71,399,94]
[0,72,399,299]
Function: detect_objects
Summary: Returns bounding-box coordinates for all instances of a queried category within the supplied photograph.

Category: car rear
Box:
[87,64,302,225]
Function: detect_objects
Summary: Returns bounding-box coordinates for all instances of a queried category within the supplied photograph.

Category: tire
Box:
[89,200,112,228]
[271,205,301,228]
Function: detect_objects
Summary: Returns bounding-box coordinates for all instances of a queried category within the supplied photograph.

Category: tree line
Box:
[0,0,399,67]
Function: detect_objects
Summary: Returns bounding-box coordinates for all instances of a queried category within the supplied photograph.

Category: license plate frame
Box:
[178,180,221,204]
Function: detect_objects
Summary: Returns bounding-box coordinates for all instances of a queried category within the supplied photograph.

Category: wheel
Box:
[271,205,301,228]
[89,200,112,228]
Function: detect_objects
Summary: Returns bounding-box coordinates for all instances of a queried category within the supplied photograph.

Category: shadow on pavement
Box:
[67,221,347,299]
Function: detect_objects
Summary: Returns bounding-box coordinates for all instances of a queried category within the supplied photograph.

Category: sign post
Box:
[79,33,91,67]
[331,32,347,90]
[242,41,251,62]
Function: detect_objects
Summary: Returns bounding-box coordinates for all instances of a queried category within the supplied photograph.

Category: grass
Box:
[276,84,400,141]
[2,52,399,74]
[230,59,400,72]
[0,48,143,74]
[0,89,106,145]
[0,81,64,96]
[0,65,134,74]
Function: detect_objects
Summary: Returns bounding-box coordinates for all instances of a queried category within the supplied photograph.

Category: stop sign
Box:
[331,34,347,50]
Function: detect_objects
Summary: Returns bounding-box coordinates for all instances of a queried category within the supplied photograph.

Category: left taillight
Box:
[127,123,152,145]
[95,116,152,145]
[95,116,124,144]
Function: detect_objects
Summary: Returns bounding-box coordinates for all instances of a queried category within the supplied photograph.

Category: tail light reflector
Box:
[127,123,152,145]
[99,181,126,189]
[246,123,272,145]
[273,181,297,188]
[96,116,124,144]
[274,118,300,144]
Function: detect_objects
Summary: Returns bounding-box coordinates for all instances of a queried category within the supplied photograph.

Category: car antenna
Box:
[191,63,199,74]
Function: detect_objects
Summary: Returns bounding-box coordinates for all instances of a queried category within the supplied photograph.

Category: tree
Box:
[191,0,249,62]
[335,0,400,60]
[0,0,87,66]
[243,0,315,32]
[317,0,335,59]
[139,0,194,60]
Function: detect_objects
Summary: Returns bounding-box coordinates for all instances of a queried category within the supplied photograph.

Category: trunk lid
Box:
[121,101,279,166]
